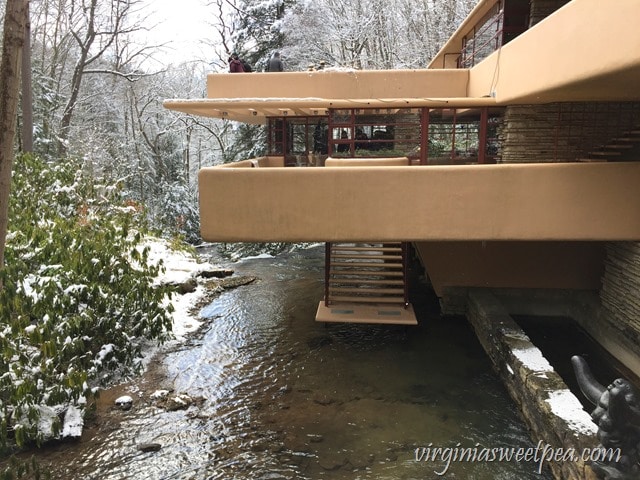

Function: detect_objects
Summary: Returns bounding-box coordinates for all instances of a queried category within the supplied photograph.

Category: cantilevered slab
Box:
[198,161,640,243]
[315,302,418,325]
[465,0,640,103]
[162,69,488,123]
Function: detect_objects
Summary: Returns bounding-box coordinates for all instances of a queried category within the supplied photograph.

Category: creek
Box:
[40,245,552,479]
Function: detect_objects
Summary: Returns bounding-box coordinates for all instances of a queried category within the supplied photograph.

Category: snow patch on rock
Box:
[512,346,554,373]
[545,389,597,436]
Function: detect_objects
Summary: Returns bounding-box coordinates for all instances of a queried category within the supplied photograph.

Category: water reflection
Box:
[41,246,552,479]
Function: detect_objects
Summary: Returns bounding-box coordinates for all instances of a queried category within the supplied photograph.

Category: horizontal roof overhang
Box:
[162,96,497,124]
[163,68,476,123]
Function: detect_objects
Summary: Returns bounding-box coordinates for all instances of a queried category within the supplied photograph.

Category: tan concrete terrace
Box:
[198,159,640,243]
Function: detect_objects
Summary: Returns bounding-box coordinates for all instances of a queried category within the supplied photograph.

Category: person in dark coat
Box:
[266,52,284,72]
[229,53,245,73]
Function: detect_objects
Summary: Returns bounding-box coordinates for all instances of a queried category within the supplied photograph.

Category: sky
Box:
[140,0,214,66]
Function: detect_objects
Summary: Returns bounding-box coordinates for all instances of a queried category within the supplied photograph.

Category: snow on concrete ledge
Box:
[512,346,554,373]
[545,389,598,436]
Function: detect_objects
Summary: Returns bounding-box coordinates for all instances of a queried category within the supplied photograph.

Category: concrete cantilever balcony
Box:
[198,158,640,243]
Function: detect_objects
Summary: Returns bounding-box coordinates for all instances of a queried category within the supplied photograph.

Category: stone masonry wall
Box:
[529,0,571,27]
[599,242,640,359]
[498,103,640,163]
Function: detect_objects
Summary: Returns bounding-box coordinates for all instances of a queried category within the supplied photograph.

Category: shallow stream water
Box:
[41,245,553,479]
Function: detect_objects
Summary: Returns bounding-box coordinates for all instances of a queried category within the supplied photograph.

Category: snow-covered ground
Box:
[146,239,218,340]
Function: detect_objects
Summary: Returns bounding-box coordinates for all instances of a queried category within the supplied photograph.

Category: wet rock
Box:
[199,268,234,279]
[165,393,195,411]
[249,439,268,452]
[279,451,311,470]
[384,452,399,462]
[137,443,162,453]
[348,453,375,470]
[198,276,257,300]
[306,434,323,443]
[178,278,198,294]
[313,395,336,406]
[269,442,286,454]
[150,389,171,401]
[318,453,348,471]
[164,393,204,412]
[115,395,133,410]
[217,275,257,289]
[257,474,288,480]
[283,434,311,453]
[278,385,292,394]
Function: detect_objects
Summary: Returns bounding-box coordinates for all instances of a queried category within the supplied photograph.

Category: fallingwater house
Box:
[165,0,640,478]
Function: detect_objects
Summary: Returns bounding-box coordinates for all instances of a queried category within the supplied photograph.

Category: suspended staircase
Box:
[315,242,418,325]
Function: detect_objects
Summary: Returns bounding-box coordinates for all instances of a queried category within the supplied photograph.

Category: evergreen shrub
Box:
[0,155,174,452]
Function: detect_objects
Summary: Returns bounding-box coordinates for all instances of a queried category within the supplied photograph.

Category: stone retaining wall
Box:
[599,241,640,367]
[467,289,599,480]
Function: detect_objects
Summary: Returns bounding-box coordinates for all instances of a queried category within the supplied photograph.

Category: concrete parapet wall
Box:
[198,162,640,242]
[206,69,469,101]
[467,289,599,480]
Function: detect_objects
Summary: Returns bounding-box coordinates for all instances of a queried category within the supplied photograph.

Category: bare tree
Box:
[57,0,144,155]
[0,0,29,276]
[280,0,478,70]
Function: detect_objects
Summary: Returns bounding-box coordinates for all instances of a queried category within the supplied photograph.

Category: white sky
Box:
[140,0,214,66]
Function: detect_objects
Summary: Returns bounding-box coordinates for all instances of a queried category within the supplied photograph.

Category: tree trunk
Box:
[0,0,30,276]
[20,1,33,153]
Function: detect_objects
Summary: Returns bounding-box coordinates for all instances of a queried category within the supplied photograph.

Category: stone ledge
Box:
[467,289,599,480]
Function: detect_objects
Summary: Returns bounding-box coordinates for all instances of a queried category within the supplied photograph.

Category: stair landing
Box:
[315,302,418,325]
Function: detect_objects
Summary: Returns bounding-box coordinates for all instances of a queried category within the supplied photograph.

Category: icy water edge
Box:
[39,245,552,479]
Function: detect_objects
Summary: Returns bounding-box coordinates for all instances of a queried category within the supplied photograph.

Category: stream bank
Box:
[38,245,553,479]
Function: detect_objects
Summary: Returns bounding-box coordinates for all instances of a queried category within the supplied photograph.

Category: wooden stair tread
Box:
[329,295,405,303]
[329,270,404,277]
[329,287,404,294]
[330,261,402,268]
[331,253,403,260]
[329,278,404,285]
[331,247,402,253]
